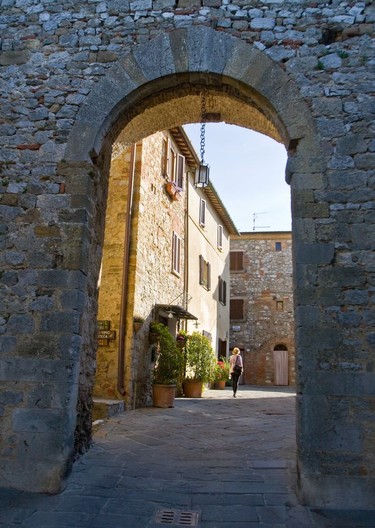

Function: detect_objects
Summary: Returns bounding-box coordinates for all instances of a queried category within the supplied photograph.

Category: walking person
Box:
[229,347,243,397]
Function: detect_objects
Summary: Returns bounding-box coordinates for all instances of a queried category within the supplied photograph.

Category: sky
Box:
[183,123,291,233]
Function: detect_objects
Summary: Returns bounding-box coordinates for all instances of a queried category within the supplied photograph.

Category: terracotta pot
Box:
[152,384,176,408]
[214,380,226,390]
[183,379,203,398]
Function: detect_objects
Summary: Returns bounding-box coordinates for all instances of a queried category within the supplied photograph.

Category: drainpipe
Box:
[183,171,190,332]
[117,143,137,396]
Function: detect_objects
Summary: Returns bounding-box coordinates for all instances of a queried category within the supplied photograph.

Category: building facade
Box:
[95,127,235,409]
[230,232,295,386]
[185,146,238,357]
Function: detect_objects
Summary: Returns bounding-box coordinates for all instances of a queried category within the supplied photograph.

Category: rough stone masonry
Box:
[0,0,374,509]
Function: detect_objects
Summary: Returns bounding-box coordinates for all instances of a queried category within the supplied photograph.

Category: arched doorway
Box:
[62,26,322,504]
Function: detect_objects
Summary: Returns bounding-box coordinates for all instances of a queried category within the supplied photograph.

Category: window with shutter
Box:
[218,276,227,305]
[199,255,211,290]
[199,199,206,227]
[172,232,181,275]
[230,299,244,320]
[176,154,184,189]
[230,251,244,271]
[217,224,223,250]
[168,146,177,183]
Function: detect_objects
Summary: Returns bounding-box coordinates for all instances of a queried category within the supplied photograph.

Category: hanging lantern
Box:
[195,90,210,188]
[195,161,210,188]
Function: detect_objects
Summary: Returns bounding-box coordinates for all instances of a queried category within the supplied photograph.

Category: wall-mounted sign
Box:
[98,330,116,340]
[232,325,241,332]
[97,320,116,346]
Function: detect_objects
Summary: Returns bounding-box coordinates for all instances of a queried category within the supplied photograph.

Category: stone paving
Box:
[1,387,374,527]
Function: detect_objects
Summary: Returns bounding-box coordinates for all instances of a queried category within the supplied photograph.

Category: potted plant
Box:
[133,315,144,333]
[183,331,216,397]
[176,329,188,348]
[214,357,230,389]
[150,322,183,408]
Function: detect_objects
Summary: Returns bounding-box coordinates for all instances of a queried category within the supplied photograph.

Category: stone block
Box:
[60,290,86,311]
[295,305,321,327]
[133,32,175,80]
[318,266,366,288]
[41,311,81,334]
[291,173,324,191]
[92,398,125,420]
[169,28,189,73]
[187,26,235,76]
[0,390,23,406]
[0,51,29,66]
[295,242,335,265]
[13,408,66,433]
[7,314,35,335]
[37,270,70,288]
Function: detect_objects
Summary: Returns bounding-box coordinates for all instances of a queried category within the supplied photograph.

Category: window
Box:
[217,224,223,250]
[199,199,206,227]
[199,255,211,290]
[275,242,282,251]
[163,138,185,190]
[218,276,227,305]
[172,232,181,275]
[176,154,184,190]
[230,251,243,271]
[168,146,177,183]
[230,299,244,320]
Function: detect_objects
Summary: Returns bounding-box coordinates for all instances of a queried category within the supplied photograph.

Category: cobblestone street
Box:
[1,387,374,527]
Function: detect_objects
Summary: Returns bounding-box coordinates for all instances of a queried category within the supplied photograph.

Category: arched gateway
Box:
[1,14,374,511]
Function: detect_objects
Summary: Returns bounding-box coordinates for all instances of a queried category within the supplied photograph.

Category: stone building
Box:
[0,0,374,509]
[94,126,235,409]
[230,232,295,386]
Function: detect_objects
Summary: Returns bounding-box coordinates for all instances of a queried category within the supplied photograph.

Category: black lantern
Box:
[195,162,210,188]
[195,90,210,188]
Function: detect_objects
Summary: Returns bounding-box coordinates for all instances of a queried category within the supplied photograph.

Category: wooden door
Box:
[273,349,288,386]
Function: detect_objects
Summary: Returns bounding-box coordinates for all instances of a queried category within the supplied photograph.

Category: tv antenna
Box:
[252,212,270,231]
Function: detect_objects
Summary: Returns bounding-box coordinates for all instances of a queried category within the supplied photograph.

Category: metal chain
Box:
[200,90,207,163]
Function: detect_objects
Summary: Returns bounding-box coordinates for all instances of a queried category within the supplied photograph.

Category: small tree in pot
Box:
[183,332,216,397]
[150,322,183,407]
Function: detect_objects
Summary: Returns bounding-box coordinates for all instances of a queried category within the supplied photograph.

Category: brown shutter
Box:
[230,251,243,271]
[199,255,204,285]
[230,299,244,320]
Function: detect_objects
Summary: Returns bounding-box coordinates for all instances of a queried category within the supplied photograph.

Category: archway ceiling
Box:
[114,91,282,153]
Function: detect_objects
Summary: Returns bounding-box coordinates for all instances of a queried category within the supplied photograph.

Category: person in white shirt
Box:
[229,347,243,398]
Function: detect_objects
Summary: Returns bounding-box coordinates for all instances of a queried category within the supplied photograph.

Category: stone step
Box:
[92,398,125,421]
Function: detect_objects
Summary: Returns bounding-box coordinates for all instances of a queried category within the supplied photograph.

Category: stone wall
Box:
[0,0,374,507]
[230,232,295,386]
[95,131,187,408]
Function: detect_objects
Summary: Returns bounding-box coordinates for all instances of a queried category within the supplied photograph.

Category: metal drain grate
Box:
[154,508,199,526]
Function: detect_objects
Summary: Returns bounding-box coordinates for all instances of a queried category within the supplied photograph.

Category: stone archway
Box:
[63,26,324,503]
[2,23,373,509]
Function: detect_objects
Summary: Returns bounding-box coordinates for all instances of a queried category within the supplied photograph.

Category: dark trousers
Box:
[231,373,240,395]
